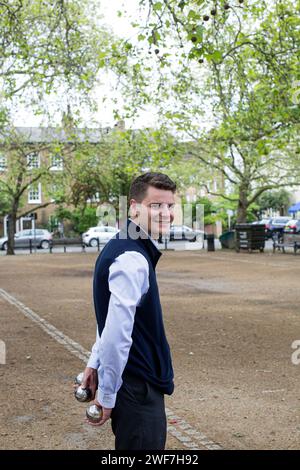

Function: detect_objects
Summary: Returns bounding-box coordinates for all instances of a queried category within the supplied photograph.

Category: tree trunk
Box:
[7,210,17,255]
[236,188,249,223]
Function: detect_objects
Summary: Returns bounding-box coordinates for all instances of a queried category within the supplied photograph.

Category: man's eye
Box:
[150,203,175,210]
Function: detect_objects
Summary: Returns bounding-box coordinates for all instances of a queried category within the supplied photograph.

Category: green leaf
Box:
[153,2,163,11]
[211,50,222,61]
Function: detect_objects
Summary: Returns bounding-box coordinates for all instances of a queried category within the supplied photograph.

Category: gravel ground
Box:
[0,249,299,450]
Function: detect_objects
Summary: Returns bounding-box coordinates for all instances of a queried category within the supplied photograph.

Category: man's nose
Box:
[160,205,172,218]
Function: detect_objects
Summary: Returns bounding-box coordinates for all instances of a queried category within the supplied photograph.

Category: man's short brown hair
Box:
[129,172,177,202]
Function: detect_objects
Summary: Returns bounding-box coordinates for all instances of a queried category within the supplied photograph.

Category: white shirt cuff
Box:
[87,354,100,370]
[97,388,117,409]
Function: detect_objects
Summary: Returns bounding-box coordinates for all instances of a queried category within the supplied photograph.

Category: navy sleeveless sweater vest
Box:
[93,219,174,395]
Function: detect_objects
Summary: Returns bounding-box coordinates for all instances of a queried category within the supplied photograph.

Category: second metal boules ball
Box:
[74,371,92,402]
[75,385,92,402]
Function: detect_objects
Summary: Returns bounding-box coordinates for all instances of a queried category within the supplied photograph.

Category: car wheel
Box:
[40,240,50,249]
[2,241,8,251]
[89,238,99,247]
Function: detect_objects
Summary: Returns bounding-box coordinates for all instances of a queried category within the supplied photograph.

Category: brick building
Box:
[0,125,115,237]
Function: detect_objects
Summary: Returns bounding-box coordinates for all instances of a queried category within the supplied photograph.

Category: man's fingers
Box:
[98,409,112,426]
[85,418,102,427]
[97,415,110,426]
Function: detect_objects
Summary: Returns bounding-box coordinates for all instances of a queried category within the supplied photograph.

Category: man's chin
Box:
[149,222,171,239]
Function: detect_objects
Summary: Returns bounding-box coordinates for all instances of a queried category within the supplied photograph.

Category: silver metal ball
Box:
[86,404,102,423]
[74,372,84,385]
[74,385,92,402]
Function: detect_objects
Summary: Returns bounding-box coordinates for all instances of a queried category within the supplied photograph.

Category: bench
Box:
[272,233,300,254]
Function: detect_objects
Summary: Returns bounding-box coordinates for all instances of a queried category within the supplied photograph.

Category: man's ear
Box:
[129,199,139,218]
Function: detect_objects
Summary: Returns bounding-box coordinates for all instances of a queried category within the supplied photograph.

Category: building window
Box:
[27,152,40,169]
[0,155,7,171]
[50,183,60,202]
[50,154,63,171]
[86,192,100,203]
[28,183,42,204]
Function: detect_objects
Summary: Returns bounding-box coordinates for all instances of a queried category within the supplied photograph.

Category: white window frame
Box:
[50,154,63,171]
[27,152,40,169]
[28,183,42,204]
[86,192,100,203]
[0,154,7,171]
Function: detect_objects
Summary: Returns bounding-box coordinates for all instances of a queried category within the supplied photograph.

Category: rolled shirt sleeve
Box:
[95,251,149,408]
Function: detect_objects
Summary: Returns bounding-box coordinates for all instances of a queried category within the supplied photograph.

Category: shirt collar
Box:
[126,218,162,268]
[128,218,159,248]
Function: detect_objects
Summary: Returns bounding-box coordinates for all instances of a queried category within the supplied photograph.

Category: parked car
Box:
[252,218,273,238]
[283,219,300,233]
[82,226,119,247]
[0,229,52,250]
[252,217,292,239]
[268,216,293,239]
[167,225,206,243]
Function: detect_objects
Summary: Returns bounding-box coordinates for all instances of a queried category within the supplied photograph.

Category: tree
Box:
[0,128,71,254]
[0,0,132,254]
[0,0,123,121]
[257,189,291,216]
[53,206,98,235]
[57,127,185,218]
[121,0,300,222]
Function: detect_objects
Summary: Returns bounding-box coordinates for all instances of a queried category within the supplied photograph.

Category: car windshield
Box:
[17,230,31,237]
[273,218,290,224]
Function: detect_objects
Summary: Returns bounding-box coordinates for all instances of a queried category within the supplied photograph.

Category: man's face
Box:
[130,186,175,239]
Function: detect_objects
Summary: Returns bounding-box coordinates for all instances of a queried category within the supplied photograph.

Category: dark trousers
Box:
[111,372,167,450]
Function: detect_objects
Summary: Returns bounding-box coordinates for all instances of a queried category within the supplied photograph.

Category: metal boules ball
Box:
[86,404,102,424]
[74,371,92,402]
[75,385,92,402]
[74,372,84,385]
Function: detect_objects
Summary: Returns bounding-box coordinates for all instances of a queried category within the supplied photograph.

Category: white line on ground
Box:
[0,287,222,450]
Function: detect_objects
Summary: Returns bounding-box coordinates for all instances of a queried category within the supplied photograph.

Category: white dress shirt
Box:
[87,224,159,408]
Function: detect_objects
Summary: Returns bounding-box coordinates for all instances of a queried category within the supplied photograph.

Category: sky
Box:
[12,0,160,130]
[10,0,216,134]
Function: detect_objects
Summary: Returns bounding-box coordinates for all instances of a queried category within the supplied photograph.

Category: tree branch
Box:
[18,201,55,219]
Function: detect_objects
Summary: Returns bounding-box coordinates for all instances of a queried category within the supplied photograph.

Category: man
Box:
[79,172,176,450]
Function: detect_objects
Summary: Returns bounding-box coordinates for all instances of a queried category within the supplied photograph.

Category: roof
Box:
[13,126,111,143]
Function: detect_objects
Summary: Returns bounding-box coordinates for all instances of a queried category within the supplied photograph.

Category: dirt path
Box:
[0,250,299,449]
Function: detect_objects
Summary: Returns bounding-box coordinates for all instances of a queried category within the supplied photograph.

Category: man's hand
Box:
[73,367,98,400]
[85,399,112,426]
